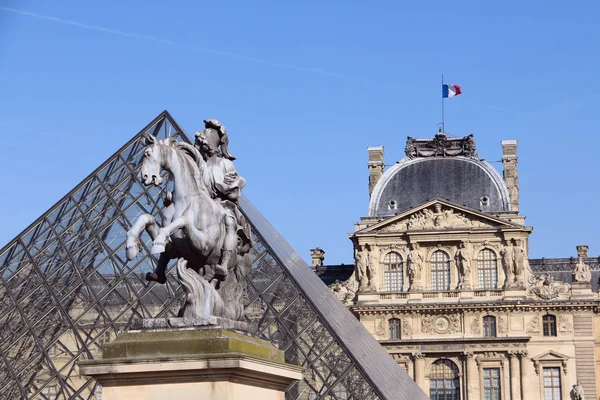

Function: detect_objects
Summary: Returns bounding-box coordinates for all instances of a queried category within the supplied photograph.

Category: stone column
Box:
[368,146,384,197]
[413,352,426,392]
[464,352,479,400]
[508,351,521,400]
[518,351,529,400]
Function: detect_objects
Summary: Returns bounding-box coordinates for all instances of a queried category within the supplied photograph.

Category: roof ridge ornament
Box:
[405,133,478,159]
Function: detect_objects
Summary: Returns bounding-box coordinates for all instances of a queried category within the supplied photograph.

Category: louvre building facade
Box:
[314,132,600,400]
[0,112,427,400]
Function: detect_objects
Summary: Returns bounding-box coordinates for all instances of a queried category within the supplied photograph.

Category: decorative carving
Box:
[526,314,540,333]
[558,315,572,333]
[527,274,570,300]
[470,314,481,335]
[573,257,592,283]
[329,279,356,303]
[125,120,253,328]
[421,315,434,334]
[405,132,479,159]
[456,242,472,289]
[497,316,508,335]
[448,314,461,334]
[408,243,424,291]
[375,317,386,336]
[401,319,413,337]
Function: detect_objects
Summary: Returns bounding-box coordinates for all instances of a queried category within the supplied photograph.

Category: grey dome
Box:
[369,156,511,217]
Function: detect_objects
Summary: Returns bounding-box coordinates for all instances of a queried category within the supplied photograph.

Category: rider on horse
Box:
[194,119,253,280]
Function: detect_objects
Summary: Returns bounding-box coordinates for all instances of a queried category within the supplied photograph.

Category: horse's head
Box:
[140,135,164,186]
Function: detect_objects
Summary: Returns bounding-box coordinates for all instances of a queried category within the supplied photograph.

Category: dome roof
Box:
[368,134,511,217]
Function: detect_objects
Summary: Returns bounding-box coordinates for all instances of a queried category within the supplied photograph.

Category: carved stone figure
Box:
[571,382,584,400]
[500,243,515,286]
[513,240,527,283]
[125,121,253,327]
[456,242,472,288]
[407,243,424,290]
[573,257,592,283]
[354,246,368,290]
[366,246,378,290]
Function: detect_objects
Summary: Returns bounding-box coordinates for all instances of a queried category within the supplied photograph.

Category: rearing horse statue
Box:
[125,133,248,322]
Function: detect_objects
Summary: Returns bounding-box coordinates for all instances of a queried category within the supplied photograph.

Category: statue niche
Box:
[125,120,253,329]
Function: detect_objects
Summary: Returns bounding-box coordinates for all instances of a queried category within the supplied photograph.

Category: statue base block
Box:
[134,316,254,333]
[79,328,303,400]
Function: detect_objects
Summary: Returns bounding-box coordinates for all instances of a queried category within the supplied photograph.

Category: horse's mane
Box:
[162,137,213,194]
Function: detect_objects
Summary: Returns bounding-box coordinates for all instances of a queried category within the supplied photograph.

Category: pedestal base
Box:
[79,328,302,400]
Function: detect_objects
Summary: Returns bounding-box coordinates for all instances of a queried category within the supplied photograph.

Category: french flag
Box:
[442,84,461,98]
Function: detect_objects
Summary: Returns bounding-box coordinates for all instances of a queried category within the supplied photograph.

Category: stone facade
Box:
[315,133,600,400]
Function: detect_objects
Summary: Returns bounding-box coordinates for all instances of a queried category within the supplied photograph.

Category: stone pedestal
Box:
[79,328,303,400]
[571,282,593,298]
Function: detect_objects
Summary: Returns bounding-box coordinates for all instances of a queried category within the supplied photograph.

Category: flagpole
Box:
[441,74,445,133]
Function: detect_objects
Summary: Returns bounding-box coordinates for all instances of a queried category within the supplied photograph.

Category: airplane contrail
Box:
[0,6,385,87]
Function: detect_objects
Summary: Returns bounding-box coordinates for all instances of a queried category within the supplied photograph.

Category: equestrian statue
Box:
[125,119,253,326]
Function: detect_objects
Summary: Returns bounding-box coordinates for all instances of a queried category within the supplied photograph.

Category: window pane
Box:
[477,249,498,289]
[431,251,450,291]
[430,359,460,399]
[384,252,403,292]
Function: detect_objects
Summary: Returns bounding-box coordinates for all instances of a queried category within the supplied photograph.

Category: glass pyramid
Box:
[0,111,424,400]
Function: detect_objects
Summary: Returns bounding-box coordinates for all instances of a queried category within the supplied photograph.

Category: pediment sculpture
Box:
[379,203,495,232]
[125,120,253,329]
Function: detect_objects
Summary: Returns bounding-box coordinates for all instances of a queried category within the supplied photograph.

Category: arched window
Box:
[543,315,557,337]
[430,359,460,400]
[477,249,498,289]
[384,252,403,292]
[431,251,450,291]
[483,315,496,337]
[388,318,401,340]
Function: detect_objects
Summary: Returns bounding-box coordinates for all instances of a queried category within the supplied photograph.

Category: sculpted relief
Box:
[527,274,570,300]
[380,203,496,232]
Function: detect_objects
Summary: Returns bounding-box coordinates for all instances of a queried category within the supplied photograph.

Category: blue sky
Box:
[0,0,599,264]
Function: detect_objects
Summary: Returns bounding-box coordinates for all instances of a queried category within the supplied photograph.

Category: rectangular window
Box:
[384,271,402,292]
[543,367,561,400]
[483,368,501,400]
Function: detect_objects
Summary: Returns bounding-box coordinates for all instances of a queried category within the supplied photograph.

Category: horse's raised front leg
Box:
[151,215,210,255]
[126,214,160,260]
[146,252,170,284]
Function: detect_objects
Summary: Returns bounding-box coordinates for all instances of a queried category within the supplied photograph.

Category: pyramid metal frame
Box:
[0,111,426,400]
